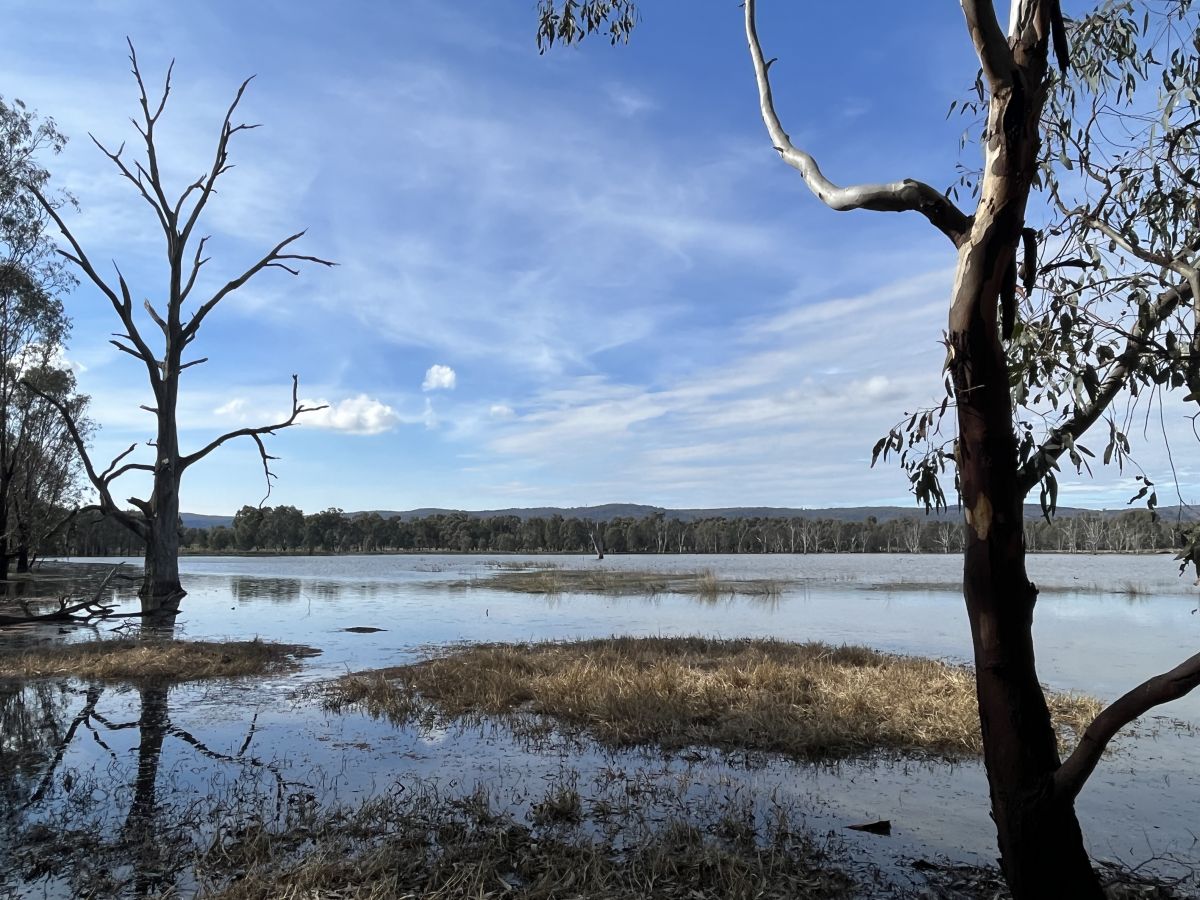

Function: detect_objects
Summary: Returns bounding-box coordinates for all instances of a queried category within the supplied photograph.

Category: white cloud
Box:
[302,395,400,435]
[214,397,249,419]
[489,403,514,418]
[422,364,457,391]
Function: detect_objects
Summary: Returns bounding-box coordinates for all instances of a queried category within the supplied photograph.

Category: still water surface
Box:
[2,552,1198,894]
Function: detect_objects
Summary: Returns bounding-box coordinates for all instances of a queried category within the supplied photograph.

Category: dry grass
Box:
[329,637,1101,759]
[467,567,784,599]
[198,781,854,900]
[0,637,320,681]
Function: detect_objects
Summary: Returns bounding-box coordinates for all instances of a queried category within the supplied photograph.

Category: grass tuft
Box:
[329,637,1101,760]
[0,637,320,681]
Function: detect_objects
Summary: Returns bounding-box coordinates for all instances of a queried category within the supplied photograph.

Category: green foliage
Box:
[895,3,1200,527]
[0,96,73,308]
[535,0,638,52]
[0,96,85,570]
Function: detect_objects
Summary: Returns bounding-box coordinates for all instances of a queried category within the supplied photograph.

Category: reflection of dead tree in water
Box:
[14,680,287,894]
[22,682,274,813]
[0,681,91,809]
[21,684,104,807]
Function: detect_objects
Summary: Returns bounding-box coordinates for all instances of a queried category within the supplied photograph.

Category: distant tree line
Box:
[50,505,1189,557]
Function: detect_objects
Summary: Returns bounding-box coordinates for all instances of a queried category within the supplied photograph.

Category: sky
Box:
[2,0,1196,515]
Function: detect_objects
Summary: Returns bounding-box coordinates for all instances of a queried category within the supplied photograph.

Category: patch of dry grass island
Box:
[468,567,785,599]
[0,637,320,681]
[330,636,1101,759]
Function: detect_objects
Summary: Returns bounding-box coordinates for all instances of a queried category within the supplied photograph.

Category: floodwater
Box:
[2,552,1198,896]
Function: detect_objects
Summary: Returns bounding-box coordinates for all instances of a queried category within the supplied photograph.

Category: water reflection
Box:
[0,680,79,809]
[5,554,1196,895]
[231,575,305,604]
[229,575,402,605]
[0,677,281,896]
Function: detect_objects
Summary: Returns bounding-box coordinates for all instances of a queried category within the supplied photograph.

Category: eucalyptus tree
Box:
[1022,1,1200,558]
[27,43,332,615]
[9,364,89,572]
[536,1,1200,895]
[0,97,74,581]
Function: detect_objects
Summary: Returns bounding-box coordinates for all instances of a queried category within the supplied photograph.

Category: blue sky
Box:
[3,1,1195,515]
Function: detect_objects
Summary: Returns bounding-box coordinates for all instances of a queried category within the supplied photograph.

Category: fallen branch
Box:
[0,566,126,628]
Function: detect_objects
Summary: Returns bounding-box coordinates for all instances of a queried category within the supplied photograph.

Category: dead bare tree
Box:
[26,41,332,617]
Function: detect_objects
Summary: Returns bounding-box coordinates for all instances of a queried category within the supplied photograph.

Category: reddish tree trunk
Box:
[949,56,1103,896]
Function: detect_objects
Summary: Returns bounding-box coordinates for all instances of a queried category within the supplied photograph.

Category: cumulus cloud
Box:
[303,395,401,435]
[422,364,456,391]
[214,398,250,420]
[489,403,514,418]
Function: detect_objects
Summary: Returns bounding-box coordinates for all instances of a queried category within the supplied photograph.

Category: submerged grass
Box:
[0,637,320,681]
[468,567,785,599]
[329,637,1101,760]
[199,780,855,900]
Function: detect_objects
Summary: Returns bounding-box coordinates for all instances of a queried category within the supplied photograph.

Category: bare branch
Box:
[109,340,143,362]
[106,462,156,482]
[18,379,148,539]
[251,433,277,506]
[182,232,335,340]
[143,298,168,335]
[180,235,210,302]
[744,0,970,245]
[1055,650,1200,802]
[127,496,152,517]
[99,443,139,482]
[88,133,169,232]
[178,357,209,372]
[177,75,257,247]
[179,374,326,474]
[126,39,176,227]
[28,187,125,310]
[961,0,1015,88]
[111,268,161,385]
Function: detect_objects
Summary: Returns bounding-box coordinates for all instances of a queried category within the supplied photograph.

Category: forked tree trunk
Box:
[949,51,1103,898]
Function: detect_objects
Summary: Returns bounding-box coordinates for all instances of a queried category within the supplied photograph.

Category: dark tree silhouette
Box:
[27,42,332,618]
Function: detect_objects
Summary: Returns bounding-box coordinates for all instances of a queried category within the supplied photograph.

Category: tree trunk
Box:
[0,480,8,582]
[949,66,1103,897]
[140,471,185,620]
